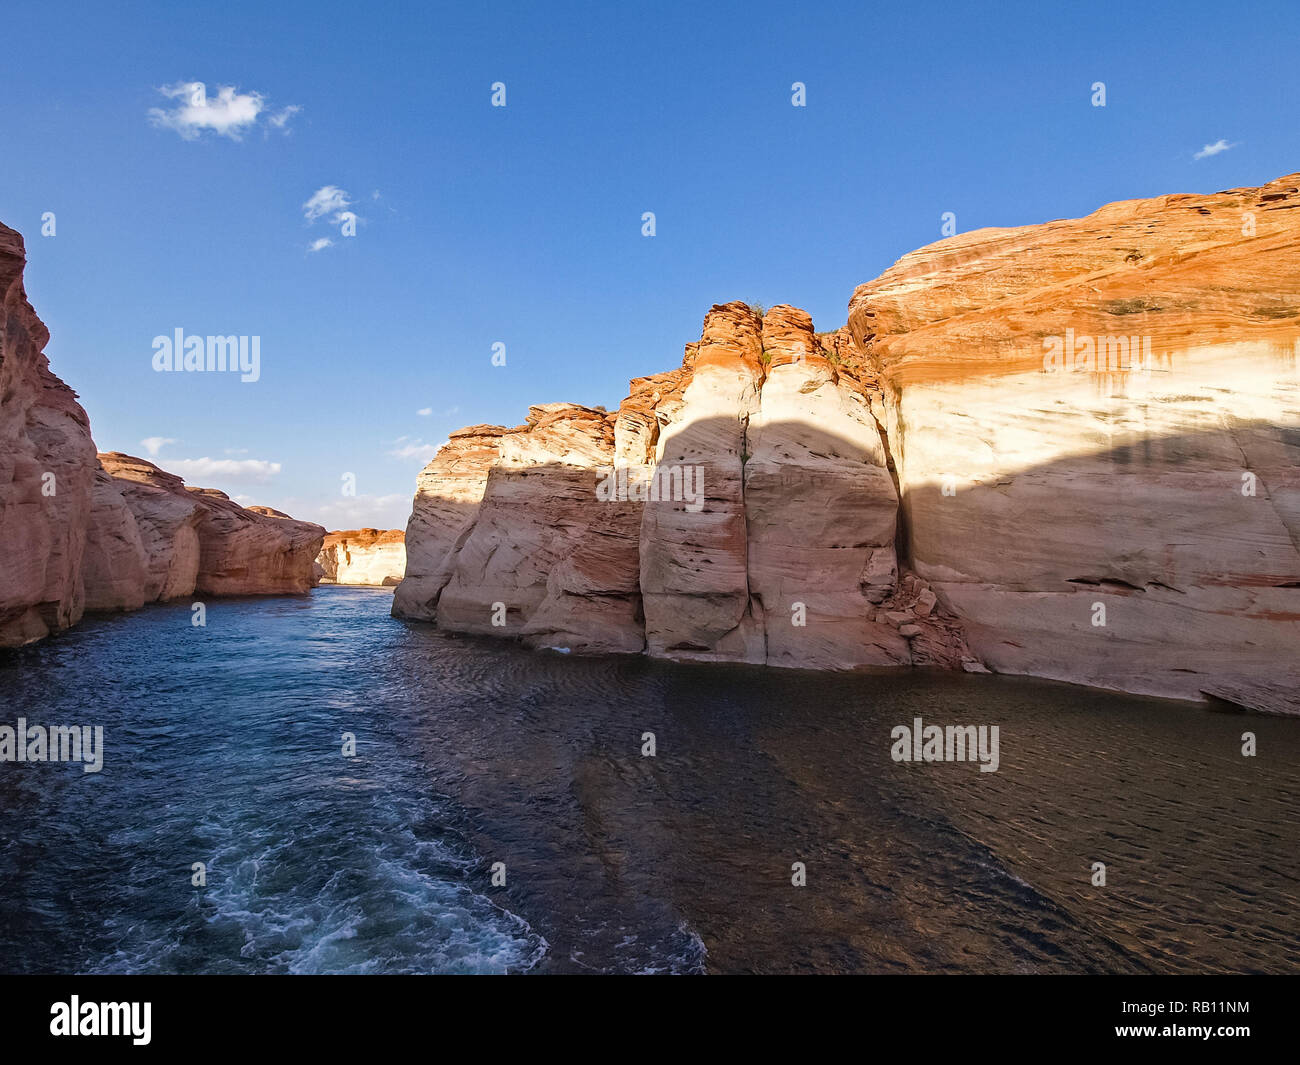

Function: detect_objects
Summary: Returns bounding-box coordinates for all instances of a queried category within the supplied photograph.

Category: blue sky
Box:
[2,0,1297,528]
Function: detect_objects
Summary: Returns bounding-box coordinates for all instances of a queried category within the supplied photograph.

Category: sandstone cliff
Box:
[316,528,406,586]
[394,303,969,668]
[0,222,98,644]
[846,172,1300,702]
[97,453,326,600]
[397,173,1300,705]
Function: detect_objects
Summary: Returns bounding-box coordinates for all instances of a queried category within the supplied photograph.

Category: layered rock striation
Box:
[845,173,1300,700]
[0,223,99,644]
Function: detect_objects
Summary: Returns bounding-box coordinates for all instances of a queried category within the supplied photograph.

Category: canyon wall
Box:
[0,222,325,646]
[394,303,970,668]
[398,173,1300,704]
[845,173,1300,702]
[0,223,98,644]
[317,528,406,586]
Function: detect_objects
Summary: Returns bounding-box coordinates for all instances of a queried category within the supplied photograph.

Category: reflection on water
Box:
[0,587,1296,973]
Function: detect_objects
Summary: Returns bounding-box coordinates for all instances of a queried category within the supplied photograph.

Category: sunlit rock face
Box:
[0,223,97,645]
[640,301,765,661]
[743,306,908,669]
[392,425,506,621]
[317,529,406,586]
[431,404,645,655]
[185,490,325,597]
[395,303,922,668]
[847,172,1300,700]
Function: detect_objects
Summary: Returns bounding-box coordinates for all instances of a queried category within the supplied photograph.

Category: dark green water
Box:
[1,587,1296,973]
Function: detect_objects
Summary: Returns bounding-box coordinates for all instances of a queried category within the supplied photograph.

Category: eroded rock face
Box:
[185,489,324,597]
[82,468,149,613]
[91,453,325,601]
[846,172,1300,700]
[431,404,646,654]
[395,303,919,668]
[95,454,202,602]
[317,528,406,586]
[0,223,97,645]
[392,425,507,620]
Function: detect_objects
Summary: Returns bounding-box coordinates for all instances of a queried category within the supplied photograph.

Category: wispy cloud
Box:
[1194,139,1236,160]
[303,186,360,250]
[268,105,301,130]
[387,436,444,463]
[167,457,282,484]
[303,185,351,222]
[148,82,297,140]
[416,407,433,416]
[279,493,412,530]
[139,436,176,457]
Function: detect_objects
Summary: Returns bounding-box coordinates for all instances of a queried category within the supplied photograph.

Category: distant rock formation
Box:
[316,528,405,586]
[0,220,324,646]
[397,173,1300,703]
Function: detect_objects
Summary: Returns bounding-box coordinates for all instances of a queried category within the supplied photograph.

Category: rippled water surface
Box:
[1,588,1296,973]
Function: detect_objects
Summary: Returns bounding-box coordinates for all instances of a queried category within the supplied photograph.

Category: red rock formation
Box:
[2,224,326,642]
[396,173,1300,701]
[82,468,149,613]
[394,303,944,668]
[0,223,97,644]
[94,453,325,600]
[846,173,1300,700]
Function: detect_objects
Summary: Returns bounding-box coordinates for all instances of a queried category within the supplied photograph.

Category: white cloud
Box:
[303,185,352,222]
[308,237,334,253]
[1194,139,1235,160]
[387,437,444,463]
[268,105,301,130]
[417,407,433,416]
[167,457,283,484]
[139,436,176,457]
[148,82,296,140]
